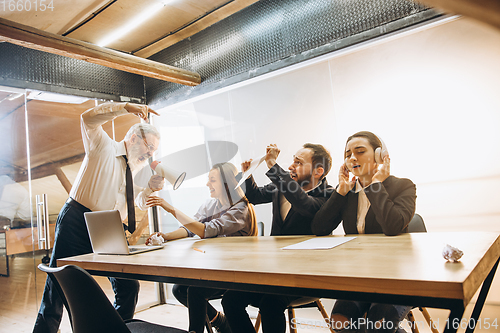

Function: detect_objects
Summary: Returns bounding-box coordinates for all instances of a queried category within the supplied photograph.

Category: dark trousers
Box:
[332,301,412,333]
[33,202,140,333]
[222,290,300,333]
[172,284,225,333]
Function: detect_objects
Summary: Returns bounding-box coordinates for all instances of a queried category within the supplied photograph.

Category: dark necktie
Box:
[122,155,135,233]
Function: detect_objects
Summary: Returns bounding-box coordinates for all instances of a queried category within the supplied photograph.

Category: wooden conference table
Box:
[58,232,500,333]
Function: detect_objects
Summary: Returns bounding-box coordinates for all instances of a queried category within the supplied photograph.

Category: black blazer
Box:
[244,164,334,236]
[311,175,416,236]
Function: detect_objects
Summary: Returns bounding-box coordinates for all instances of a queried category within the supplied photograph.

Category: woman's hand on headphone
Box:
[337,164,355,196]
[372,155,390,184]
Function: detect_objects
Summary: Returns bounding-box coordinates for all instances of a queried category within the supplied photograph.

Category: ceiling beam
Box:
[417,0,500,31]
[13,153,85,183]
[0,17,201,86]
[54,167,73,194]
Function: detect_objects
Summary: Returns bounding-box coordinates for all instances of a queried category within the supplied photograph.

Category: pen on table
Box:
[193,247,205,253]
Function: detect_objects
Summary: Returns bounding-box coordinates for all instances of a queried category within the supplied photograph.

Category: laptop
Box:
[84,210,165,255]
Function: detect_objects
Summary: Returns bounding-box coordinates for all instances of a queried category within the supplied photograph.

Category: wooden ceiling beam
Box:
[13,153,85,183]
[54,167,73,194]
[0,17,201,86]
[417,0,500,31]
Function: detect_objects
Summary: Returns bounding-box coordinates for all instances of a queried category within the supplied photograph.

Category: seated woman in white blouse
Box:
[312,131,416,333]
[146,162,256,333]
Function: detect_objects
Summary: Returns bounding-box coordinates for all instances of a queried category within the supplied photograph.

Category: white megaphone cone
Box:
[151,161,186,190]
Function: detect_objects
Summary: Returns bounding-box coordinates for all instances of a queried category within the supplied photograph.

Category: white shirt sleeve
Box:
[80,103,128,154]
[135,187,153,211]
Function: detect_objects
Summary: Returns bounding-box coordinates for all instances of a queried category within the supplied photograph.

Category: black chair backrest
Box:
[38,264,131,333]
[407,213,426,233]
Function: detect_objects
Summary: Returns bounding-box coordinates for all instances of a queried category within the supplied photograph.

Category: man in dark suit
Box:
[222,142,333,333]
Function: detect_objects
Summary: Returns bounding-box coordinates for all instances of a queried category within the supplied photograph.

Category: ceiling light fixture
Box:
[7,93,24,101]
[0,85,25,94]
[97,0,172,47]
[27,91,89,104]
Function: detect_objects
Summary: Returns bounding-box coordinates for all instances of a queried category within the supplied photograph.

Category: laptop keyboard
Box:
[128,245,163,253]
[129,247,144,253]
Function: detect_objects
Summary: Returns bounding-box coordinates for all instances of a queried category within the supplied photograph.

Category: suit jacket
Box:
[244,163,334,236]
[311,175,416,236]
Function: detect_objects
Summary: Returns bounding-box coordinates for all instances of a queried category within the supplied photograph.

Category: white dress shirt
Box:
[279,181,321,220]
[70,103,150,220]
[355,179,371,234]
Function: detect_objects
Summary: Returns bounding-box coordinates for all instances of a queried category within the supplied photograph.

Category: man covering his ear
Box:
[222,143,334,333]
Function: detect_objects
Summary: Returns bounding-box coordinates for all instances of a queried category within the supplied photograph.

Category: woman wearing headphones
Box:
[311,131,416,333]
[146,162,257,333]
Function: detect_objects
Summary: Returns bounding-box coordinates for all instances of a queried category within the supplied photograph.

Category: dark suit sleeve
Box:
[266,163,329,218]
[364,178,416,236]
[243,174,274,205]
[311,189,347,235]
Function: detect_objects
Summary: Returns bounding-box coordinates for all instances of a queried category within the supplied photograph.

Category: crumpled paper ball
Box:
[148,233,165,246]
[442,244,463,262]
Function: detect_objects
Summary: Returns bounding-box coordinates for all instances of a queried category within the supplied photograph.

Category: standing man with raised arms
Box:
[33,102,165,333]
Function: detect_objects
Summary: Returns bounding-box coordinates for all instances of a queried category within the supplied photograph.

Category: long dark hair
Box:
[211,162,257,236]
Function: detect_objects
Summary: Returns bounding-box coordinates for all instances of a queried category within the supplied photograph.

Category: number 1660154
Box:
[1,0,54,12]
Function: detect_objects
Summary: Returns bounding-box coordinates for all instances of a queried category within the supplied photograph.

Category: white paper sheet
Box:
[281,237,356,250]
[235,155,266,189]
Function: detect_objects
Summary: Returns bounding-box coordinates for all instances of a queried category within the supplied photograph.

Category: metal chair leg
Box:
[254,312,262,332]
[315,300,335,333]
[407,310,420,333]
[288,308,297,333]
[205,314,213,332]
[420,307,439,333]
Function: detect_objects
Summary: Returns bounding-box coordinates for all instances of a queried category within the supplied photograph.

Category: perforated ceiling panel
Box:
[146,0,438,108]
[0,43,145,101]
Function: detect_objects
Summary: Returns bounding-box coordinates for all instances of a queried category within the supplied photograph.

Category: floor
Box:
[1,255,499,333]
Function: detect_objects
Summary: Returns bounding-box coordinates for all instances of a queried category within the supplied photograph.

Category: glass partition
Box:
[0,87,38,330]
[0,89,165,331]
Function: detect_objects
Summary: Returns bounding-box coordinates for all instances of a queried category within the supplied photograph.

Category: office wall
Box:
[328,18,500,236]
[154,17,500,304]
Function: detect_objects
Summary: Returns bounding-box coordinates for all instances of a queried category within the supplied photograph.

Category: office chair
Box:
[407,213,426,233]
[257,221,264,236]
[405,214,439,333]
[38,264,188,333]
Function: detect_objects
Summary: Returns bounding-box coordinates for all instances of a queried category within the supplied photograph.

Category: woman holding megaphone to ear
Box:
[311,131,416,333]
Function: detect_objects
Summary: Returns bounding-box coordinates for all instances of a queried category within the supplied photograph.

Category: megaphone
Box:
[150,161,186,190]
